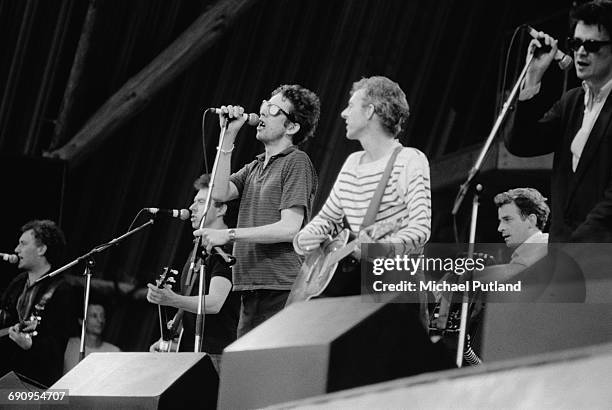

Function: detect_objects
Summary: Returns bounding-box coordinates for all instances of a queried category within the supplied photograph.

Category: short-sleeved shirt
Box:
[229,145,317,290]
[179,246,240,354]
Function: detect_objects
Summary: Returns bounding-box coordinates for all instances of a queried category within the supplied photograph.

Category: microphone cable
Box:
[201,109,211,174]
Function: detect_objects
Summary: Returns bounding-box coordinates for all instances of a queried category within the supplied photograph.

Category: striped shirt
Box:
[230,145,317,290]
[298,144,431,255]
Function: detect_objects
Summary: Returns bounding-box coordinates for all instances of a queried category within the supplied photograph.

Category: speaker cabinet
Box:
[0,371,45,410]
[218,296,454,409]
[50,352,218,409]
[481,304,612,361]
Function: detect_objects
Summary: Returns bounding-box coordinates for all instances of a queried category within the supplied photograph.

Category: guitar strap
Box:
[31,280,61,317]
[323,146,403,298]
[360,146,403,229]
[18,276,61,321]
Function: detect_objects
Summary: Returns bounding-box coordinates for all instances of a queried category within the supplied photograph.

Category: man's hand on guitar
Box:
[147,283,178,307]
[296,232,328,253]
[149,337,179,353]
[8,324,33,350]
[193,228,230,253]
[351,229,376,260]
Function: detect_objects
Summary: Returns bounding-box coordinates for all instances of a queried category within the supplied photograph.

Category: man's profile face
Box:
[497,202,534,248]
[573,21,612,85]
[190,188,212,229]
[341,88,370,140]
[14,230,44,270]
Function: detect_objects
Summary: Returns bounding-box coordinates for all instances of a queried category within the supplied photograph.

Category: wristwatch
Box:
[228,229,236,242]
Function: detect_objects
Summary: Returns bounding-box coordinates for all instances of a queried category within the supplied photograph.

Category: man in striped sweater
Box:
[294,76,431,323]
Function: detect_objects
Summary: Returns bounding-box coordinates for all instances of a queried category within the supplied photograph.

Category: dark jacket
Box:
[505,86,612,242]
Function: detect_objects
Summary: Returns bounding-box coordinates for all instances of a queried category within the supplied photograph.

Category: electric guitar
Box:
[287,219,401,304]
[155,267,180,352]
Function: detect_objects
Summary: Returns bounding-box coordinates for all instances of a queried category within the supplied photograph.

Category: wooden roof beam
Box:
[46,0,258,166]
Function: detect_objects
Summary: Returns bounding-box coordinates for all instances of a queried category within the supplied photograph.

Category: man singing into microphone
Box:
[0,220,76,386]
[195,85,319,337]
[147,174,239,373]
[505,0,612,242]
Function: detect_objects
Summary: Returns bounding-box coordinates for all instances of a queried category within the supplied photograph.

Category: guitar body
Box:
[287,230,351,304]
[288,219,402,305]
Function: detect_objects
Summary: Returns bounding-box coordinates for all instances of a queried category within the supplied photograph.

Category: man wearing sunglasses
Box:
[505,0,612,243]
[195,85,319,337]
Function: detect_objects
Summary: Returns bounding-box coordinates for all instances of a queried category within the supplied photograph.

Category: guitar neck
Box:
[158,305,173,341]
[168,309,185,336]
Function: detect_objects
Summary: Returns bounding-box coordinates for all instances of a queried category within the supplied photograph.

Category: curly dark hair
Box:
[494,188,550,230]
[571,0,612,41]
[20,219,66,267]
[351,76,410,137]
[271,84,321,145]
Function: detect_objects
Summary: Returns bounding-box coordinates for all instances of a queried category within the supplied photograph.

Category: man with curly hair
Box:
[505,0,612,242]
[0,220,76,386]
[294,76,431,324]
[195,85,319,336]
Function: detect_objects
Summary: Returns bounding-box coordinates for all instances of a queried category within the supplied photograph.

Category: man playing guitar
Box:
[0,220,76,386]
[147,174,239,374]
[293,76,431,325]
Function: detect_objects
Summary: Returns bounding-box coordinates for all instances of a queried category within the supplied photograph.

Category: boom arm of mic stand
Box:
[452,52,535,216]
[33,219,155,285]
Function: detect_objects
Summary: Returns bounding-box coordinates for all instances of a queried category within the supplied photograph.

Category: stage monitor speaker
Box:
[271,342,612,408]
[481,303,612,361]
[218,295,454,409]
[0,371,46,410]
[50,352,218,409]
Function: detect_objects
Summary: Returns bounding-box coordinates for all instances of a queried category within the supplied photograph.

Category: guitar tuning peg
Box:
[167,277,176,283]
[170,269,178,275]
[31,331,38,337]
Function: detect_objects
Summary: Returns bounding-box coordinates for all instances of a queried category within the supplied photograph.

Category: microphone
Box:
[525,25,573,70]
[208,108,260,126]
[0,253,18,264]
[145,208,191,221]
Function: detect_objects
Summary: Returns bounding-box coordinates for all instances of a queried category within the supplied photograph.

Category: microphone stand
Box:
[455,186,480,367]
[34,218,155,362]
[192,114,232,353]
[451,52,535,367]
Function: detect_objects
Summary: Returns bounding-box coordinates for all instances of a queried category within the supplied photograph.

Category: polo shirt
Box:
[230,145,317,290]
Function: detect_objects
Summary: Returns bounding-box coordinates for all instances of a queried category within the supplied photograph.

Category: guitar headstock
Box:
[156,267,179,290]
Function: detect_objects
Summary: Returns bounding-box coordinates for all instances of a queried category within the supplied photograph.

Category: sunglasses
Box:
[567,37,612,53]
[260,100,296,123]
